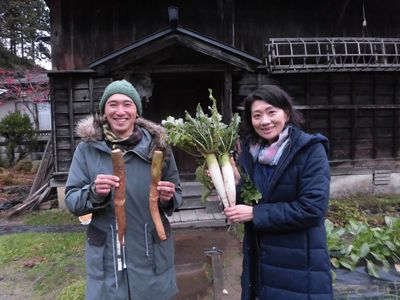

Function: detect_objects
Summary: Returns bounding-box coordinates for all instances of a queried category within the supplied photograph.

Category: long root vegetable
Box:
[162,89,240,209]
[150,150,167,241]
[207,153,229,208]
[220,153,236,206]
[112,149,126,245]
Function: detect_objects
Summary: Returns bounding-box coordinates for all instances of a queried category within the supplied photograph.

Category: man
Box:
[65,79,182,299]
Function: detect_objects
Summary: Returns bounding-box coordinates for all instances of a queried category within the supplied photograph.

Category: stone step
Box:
[181,181,204,198]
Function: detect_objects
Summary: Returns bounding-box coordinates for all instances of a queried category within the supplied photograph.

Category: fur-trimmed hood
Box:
[75,115,168,153]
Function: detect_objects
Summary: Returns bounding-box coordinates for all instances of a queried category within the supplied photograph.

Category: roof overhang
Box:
[89,26,263,74]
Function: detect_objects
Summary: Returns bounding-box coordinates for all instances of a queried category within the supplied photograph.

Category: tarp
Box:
[334,266,400,299]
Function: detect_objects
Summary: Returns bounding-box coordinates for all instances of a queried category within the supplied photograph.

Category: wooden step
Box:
[181,181,204,198]
[179,196,205,210]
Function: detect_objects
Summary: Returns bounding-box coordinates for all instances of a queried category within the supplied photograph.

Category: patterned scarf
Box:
[249,126,290,165]
[103,123,143,153]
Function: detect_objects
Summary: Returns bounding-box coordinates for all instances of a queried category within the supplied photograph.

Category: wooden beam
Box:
[295,104,400,110]
[49,76,59,172]
[127,64,230,74]
[89,77,94,113]
[176,35,256,71]
[223,69,233,122]
[68,77,75,159]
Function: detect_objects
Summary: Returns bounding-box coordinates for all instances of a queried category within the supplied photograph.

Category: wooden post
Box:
[205,247,225,300]
[223,68,233,123]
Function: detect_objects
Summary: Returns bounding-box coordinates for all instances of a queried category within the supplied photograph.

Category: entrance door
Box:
[142,72,222,179]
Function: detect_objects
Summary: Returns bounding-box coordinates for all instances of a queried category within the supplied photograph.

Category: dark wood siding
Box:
[235,72,400,174]
[45,0,400,70]
[45,0,400,179]
[50,72,111,175]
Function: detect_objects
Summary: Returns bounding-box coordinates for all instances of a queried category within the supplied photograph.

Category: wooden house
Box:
[44,0,400,197]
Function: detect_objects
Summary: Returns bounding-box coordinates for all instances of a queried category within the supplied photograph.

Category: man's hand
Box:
[157,181,176,201]
[94,174,120,197]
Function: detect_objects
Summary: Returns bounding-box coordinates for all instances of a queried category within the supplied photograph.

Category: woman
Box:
[224,84,333,300]
[65,79,182,300]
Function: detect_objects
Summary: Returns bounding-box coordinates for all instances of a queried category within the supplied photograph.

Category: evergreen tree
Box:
[0,0,50,64]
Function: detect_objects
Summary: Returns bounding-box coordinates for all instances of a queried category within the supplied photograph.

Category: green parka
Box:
[65,116,182,300]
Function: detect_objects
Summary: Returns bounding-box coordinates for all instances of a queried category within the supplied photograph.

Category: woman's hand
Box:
[224,204,253,223]
[157,181,176,201]
[94,174,120,197]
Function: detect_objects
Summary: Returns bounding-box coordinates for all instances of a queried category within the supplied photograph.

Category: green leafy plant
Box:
[240,173,262,205]
[326,216,400,278]
[0,111,37,166]
[163,89,240,208]
[195,162,214,201]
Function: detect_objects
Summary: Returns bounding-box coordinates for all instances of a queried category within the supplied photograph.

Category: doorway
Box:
[142,72,223,178]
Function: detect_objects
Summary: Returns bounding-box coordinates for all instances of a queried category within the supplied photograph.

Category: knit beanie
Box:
[99,79,142,116]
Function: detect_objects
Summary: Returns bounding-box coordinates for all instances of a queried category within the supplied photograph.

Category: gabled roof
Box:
[88,25,263,73]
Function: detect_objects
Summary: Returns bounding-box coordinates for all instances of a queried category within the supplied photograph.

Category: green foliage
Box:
[326,217,400,278]
[163,89,241,199]
[162,89,240,158]
[0,110,37,165]
[0,0,50,62]
[0,43,35,69]
[195,162,214,201]
[57,279,85,300]
[240,173,262,205]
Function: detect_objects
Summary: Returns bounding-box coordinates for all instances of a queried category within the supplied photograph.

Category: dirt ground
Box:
[173,227,243,300]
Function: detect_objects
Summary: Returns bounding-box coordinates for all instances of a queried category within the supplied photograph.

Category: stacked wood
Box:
[7,137,54,217]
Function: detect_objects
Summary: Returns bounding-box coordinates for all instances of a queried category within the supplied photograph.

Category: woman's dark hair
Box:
[241,84,304,143]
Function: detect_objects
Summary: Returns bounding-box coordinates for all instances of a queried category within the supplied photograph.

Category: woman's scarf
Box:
[249,126,290,165]
[103,123,143,153]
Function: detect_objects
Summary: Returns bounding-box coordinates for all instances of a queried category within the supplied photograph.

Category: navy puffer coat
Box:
[237,125,333,300]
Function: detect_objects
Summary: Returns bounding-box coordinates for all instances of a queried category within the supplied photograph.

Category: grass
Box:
[0,212,86,300]
[0,232,85,298]
[57,279,86,300]
[21,209,80,226]
[327,194,400,227]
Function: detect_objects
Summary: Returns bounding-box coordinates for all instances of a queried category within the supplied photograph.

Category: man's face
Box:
[103,94,138,138]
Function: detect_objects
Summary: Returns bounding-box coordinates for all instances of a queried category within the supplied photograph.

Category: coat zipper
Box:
[144,223,150,258]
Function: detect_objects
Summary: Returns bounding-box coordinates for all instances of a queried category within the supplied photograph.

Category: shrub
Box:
[0,111,37,166]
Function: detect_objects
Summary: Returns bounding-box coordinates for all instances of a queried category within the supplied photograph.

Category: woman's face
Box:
[103,94,138,138]
[251,100,289,144]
